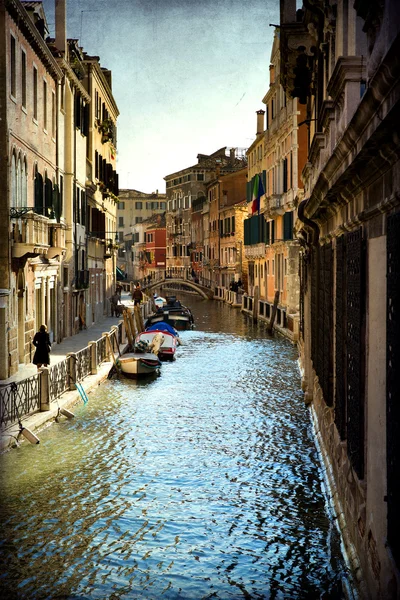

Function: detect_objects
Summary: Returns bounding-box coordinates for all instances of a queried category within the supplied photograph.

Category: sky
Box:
[42,0,279,194]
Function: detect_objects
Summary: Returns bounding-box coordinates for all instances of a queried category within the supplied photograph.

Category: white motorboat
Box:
[117,352,161,378]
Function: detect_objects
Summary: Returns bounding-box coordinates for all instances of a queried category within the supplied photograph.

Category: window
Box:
[197,173,204,181]
[51,91,56,138]
[60,78,65,110]
[33,67,38,120]
[11,154,17,207]
[43,80,47,130]
[135,202,142,209]
[160,202,166,210]
[21,50,27,108]
[119,217,124,227]
[10,35,16,98]
[118,201,125,209]
[135,216,142,224]
[283,157,288,193]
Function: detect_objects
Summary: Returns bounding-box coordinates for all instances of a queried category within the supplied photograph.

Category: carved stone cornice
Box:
[327,56,366,103]
[305,33,400,222]
[279,21,318,102]
[5,0,62,80]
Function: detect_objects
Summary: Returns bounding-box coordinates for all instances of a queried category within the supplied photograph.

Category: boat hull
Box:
[146,311,193,331]
[118,353,161,378]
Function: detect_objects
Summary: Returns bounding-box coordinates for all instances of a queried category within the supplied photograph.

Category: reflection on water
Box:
[0,293,347,599]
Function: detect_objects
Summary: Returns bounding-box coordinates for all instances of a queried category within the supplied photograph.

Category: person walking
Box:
[110,291,121,317]
[32,324,51,370]
[132,283,143,306]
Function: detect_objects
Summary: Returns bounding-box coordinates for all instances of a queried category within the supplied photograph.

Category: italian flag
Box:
[251,174,264,214]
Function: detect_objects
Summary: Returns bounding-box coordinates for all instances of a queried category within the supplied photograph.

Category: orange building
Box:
[244,31,307,340]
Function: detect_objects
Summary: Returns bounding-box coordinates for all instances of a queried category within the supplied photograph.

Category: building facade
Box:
[280,0,400,596]
[205,167,248,289]
[244,32,307,340]
[164,147,247,280]
[116,189,166,280]
[0,0,119,380]
[83,51,119,324]
[0,0,64,378]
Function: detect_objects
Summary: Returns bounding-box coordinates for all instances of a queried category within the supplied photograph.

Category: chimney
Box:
[229,148,236,164]
[256,110,265,135]
[55,0,66,55]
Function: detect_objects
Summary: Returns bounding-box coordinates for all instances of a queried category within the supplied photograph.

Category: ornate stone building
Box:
[0,0,63,378]
[280,0,400,596]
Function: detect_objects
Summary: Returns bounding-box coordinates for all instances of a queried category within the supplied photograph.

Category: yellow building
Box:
[244,32,307,340]
[83,53,119,323]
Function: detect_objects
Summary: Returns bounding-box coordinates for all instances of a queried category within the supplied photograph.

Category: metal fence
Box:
[49,360,70,402]
[75,346,92,382]
[1,322,125,429]
[97,336,107,364]
[0,375,41,428]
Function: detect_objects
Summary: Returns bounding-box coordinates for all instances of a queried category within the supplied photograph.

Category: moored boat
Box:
[136,329,178,361]
[118,331,165,378]
[145,295,194,331]
[117,352,161,378]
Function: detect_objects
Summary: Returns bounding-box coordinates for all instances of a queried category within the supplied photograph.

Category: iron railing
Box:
[0,375,41,428]
[97,336,107,364]
[49,360,70,402]
[75,347,91,382]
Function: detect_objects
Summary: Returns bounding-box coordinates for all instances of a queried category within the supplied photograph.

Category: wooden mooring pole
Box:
[267,290,280,335]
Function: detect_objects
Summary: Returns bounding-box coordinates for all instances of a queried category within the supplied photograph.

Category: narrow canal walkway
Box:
[1,294,132,386]
[0,294,350,599]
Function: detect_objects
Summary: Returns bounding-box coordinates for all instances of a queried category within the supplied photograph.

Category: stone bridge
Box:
[145,277,214,300]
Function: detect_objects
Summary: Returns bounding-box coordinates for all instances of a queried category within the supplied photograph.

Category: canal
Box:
[0,293,349,599]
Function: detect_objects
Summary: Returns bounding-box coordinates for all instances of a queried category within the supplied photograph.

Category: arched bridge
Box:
[145,277,214,300]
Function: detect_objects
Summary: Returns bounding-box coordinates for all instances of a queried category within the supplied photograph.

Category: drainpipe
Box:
[296,198,320,406]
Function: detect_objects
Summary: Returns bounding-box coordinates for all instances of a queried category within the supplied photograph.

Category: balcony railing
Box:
[244,243,267,259]
[12,212,50,258]
[47,224,67,259]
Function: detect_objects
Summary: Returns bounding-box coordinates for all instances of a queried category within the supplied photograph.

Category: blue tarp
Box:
[146,322,179,337]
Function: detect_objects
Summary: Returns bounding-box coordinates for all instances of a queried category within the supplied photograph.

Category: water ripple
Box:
[0,295,347,599]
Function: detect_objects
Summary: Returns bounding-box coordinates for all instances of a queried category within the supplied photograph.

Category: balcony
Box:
[47,224,67,259]
[244,243,267,259]
[268,194,285,217]
[12,212,50,259]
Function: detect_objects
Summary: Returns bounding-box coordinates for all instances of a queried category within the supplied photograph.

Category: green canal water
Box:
[0,294,349,599]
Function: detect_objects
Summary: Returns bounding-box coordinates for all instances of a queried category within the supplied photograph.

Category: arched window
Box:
[34,169,44,214]
[22,158,27,206]
[44,177,53,218]
[11,153,17,207]
[17,155,22,208]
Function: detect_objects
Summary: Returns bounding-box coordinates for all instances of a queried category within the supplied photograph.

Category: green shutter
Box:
[244,218,250,245]
[283,211,293,240]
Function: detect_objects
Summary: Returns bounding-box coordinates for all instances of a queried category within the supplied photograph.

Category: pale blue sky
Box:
[42,0,279,193]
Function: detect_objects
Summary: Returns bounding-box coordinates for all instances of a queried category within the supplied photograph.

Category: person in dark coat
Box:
[132,283,143,306]
[32,324,51,369]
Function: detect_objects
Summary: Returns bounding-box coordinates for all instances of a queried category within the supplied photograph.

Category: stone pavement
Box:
[1,292,132,385]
